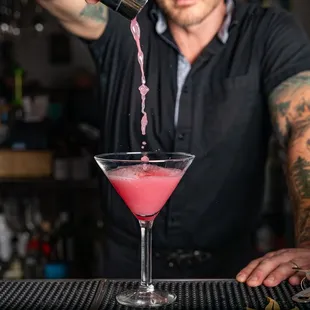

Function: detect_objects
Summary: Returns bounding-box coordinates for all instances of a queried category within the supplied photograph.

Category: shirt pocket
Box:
[194,73,262,158]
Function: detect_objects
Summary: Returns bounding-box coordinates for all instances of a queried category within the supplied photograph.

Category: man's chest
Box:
[100,14,270,153]
[103,47,268,154]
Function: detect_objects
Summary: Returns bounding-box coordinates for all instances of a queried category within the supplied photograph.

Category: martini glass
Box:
[94,152,194,308]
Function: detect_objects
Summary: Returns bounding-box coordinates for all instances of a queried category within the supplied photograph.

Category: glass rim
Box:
[94,152,195,163]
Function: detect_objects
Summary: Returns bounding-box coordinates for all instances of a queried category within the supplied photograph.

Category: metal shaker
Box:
[99,0,148,19]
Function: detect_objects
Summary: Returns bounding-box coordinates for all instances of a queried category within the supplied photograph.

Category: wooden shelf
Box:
[0,177,98,190]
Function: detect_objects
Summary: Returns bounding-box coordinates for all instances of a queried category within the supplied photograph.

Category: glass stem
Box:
[139,220,153,289]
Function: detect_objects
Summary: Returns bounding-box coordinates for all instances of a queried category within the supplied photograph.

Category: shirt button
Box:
[183,86,188,94]
[177,133,185,140]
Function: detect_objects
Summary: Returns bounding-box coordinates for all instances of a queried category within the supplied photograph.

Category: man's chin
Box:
[169,13,206,27]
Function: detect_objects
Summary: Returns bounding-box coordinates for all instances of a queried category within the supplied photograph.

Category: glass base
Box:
[116,285,176,308]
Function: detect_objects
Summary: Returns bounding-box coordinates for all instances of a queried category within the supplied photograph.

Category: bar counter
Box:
[0,278,308,309]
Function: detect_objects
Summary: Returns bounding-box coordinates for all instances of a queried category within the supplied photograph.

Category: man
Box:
[38,0,310,287]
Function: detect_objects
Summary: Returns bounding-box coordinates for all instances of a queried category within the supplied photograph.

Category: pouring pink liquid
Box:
[130,17,149,151]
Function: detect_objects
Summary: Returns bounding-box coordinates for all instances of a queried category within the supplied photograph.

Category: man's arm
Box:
[269,71,310,248]
[236,10,310,288]
[37,0,108,39]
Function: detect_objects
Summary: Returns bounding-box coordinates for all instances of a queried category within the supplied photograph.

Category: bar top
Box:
[0,278,307,309]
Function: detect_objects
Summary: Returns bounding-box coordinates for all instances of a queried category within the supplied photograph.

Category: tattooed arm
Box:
[269,71,310,248]
[37,0,108,39]
[236,11,310,287]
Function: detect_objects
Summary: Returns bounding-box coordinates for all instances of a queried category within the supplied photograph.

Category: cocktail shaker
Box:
[99,0,148,19]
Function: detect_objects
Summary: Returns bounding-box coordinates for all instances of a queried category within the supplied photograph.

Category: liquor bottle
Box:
[45,212,73,279]
[24,220,51,279]
[0,206,12,264]
[3,236,23,280]
[56,211,74,264]
[23,235,40,279]
[12,66,24,121]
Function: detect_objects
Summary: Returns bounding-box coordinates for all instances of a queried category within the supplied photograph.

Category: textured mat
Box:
[0,279,99,310]
[0,279,308,309]
[97,280,310,309]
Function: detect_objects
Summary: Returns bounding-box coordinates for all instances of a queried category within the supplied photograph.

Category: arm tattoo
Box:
[269,71,310,247]
[80,3,108,23]
[291,116,310,141]
[291,156,310,199]
[297,207,310,245]
[270,73,310,101]
[295,98,310,117]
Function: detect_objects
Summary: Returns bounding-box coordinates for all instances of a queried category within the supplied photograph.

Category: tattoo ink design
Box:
[80,4,108,23]
[297,208,310,245]
[291,156,310,199]
[269,71,310,247]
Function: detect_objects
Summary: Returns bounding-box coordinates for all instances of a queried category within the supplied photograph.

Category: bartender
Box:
[39,0,310,287]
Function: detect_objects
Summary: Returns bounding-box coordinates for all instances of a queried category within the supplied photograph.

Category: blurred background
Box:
[0,0,307,280]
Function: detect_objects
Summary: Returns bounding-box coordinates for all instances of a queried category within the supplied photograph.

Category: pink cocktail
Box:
[108,165,183,221]
[94,152,195,308]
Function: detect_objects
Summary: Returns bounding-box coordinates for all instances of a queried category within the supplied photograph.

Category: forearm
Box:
[269,71,310,248]
[287,128,310,247]
[38,0,108,39]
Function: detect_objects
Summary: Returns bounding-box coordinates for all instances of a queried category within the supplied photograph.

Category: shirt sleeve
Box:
[83,9,131,67]
[262,8,310,96]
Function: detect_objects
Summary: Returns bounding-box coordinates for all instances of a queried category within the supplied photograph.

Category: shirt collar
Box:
[154,0,235,44]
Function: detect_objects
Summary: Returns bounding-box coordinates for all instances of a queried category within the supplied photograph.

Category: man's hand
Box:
[237,248,310,286]
[236,248,310,287]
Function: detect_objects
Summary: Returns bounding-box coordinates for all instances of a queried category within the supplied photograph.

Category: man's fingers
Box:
[237,250,298,287]
[262,262,297,287]
[236,252,278,283]
[236,258,264,283]
[245,257,283,287]
[289,274,304,286]
[237,249,310,287]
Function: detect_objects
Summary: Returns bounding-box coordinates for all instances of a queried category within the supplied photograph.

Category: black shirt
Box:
[88,1,310,278]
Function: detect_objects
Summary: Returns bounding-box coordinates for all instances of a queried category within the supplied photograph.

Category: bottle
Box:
[23,236,40,279]
[99,0,148,19]
[44,212,73,279]
[3,236,23,280]
[41,219,68,280]
[55,211,74,264]
[0,209,13,264]
[12,66,24,121]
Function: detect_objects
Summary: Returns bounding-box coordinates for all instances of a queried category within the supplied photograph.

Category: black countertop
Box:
[0,278,308,309]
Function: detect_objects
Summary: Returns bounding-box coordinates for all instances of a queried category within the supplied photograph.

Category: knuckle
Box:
[253,258,263,264]
[260,257,273,265]
[282,252,294,260]
[264,251,276,258]
[276,249,288,255]
[248,260,260,268]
